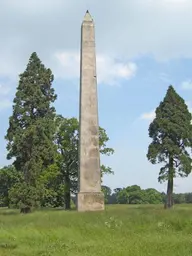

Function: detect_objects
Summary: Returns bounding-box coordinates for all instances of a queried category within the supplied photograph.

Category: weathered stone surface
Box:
[77,11,104,212]
[77,192,104,212]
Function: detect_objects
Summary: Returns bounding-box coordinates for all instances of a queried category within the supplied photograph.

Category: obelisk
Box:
[77,10,104,212]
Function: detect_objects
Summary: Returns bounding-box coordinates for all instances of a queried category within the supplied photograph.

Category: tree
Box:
[0,165,22,207]
[147,85,192,209]
[185,193,192,203]
[173,193,186,204]
[114,188,122,194]
[116,188,129,204]
[5,52,57,213]
[113,185,163,205]
[102,185,112,204]
[53,115,114,209]
[126,185,145,204]
[144,188,163,204]
[53,116,78,209]
[115,186,144,204]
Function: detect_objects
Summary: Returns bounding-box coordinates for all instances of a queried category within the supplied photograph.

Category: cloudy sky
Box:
[0,0,192,193]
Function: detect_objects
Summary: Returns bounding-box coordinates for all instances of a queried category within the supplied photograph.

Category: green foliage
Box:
[144,188,163,204]
[53,116,114,209]
[5,52,57,211]
[173,193,186,204]
[38,164,61,207]
[147,85,192,208]
[102,185,112,203]
[9,183,43,212]
[54,116,79,195]
[0,165,22,207]
[126,185,144,204]
[185,193,192,203]
[114,185,163,204]
[116,188,129,204]
[2,113,114,210]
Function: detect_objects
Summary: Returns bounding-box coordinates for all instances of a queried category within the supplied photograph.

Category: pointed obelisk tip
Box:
[83,10,93,22]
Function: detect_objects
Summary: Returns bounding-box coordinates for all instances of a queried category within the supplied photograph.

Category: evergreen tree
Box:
[147,85,192,208]
[5,52,57,213]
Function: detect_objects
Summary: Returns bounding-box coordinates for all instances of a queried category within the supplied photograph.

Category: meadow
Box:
[0,204,192,256]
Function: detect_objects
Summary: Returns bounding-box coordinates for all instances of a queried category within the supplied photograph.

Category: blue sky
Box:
[0,0,192,193]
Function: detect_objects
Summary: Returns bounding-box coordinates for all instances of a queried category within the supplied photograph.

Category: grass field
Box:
[1,204,192,256]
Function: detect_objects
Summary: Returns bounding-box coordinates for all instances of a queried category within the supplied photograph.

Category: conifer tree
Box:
[147,85,192,208]
[5,52,57,212]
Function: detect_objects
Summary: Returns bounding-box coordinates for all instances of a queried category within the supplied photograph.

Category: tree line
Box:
[102,185,192,205]
[0,51,192,212]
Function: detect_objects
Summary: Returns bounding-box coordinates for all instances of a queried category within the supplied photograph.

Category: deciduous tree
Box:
[54,116,114,209]
[0,165,22,207]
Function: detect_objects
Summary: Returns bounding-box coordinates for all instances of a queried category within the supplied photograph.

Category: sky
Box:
[0,0,192,193]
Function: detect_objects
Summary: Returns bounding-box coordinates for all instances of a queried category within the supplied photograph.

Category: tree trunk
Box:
[64,190,71,210]
[165,156,174,209]
[20,206,31,214]
[64,174,71,210]
[164,179,173,208]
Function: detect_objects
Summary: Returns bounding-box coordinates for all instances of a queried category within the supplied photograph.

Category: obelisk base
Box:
[77,192,105,212]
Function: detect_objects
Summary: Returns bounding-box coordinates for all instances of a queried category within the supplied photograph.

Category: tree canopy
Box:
[147,85,192,208]
[52,115,114,209]
[2,52,114,212]
[5,52,57,212]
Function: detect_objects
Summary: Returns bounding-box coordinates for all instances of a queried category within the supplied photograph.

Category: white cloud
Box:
[181,80,192,90]
[97,56,137,85]
[53,52,80,80]
[140,110,155,121]
[54,51,137,85]
[0,0,192,79]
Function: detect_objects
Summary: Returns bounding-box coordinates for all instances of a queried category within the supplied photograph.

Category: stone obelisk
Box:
[77,11,104,212]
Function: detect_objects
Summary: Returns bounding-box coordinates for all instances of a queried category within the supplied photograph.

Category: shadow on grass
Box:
[0,207,19,215]
[39,207,77,212]
[0,207,78,216]
[0,243,17,250]
[0,211,19,216]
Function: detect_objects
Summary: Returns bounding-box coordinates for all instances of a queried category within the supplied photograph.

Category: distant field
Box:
[1,204,192,256]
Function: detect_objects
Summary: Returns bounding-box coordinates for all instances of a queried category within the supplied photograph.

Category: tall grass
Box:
[1,204,192,255]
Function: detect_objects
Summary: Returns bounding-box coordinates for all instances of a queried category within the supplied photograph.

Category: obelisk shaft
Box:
[77,11,104,212]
